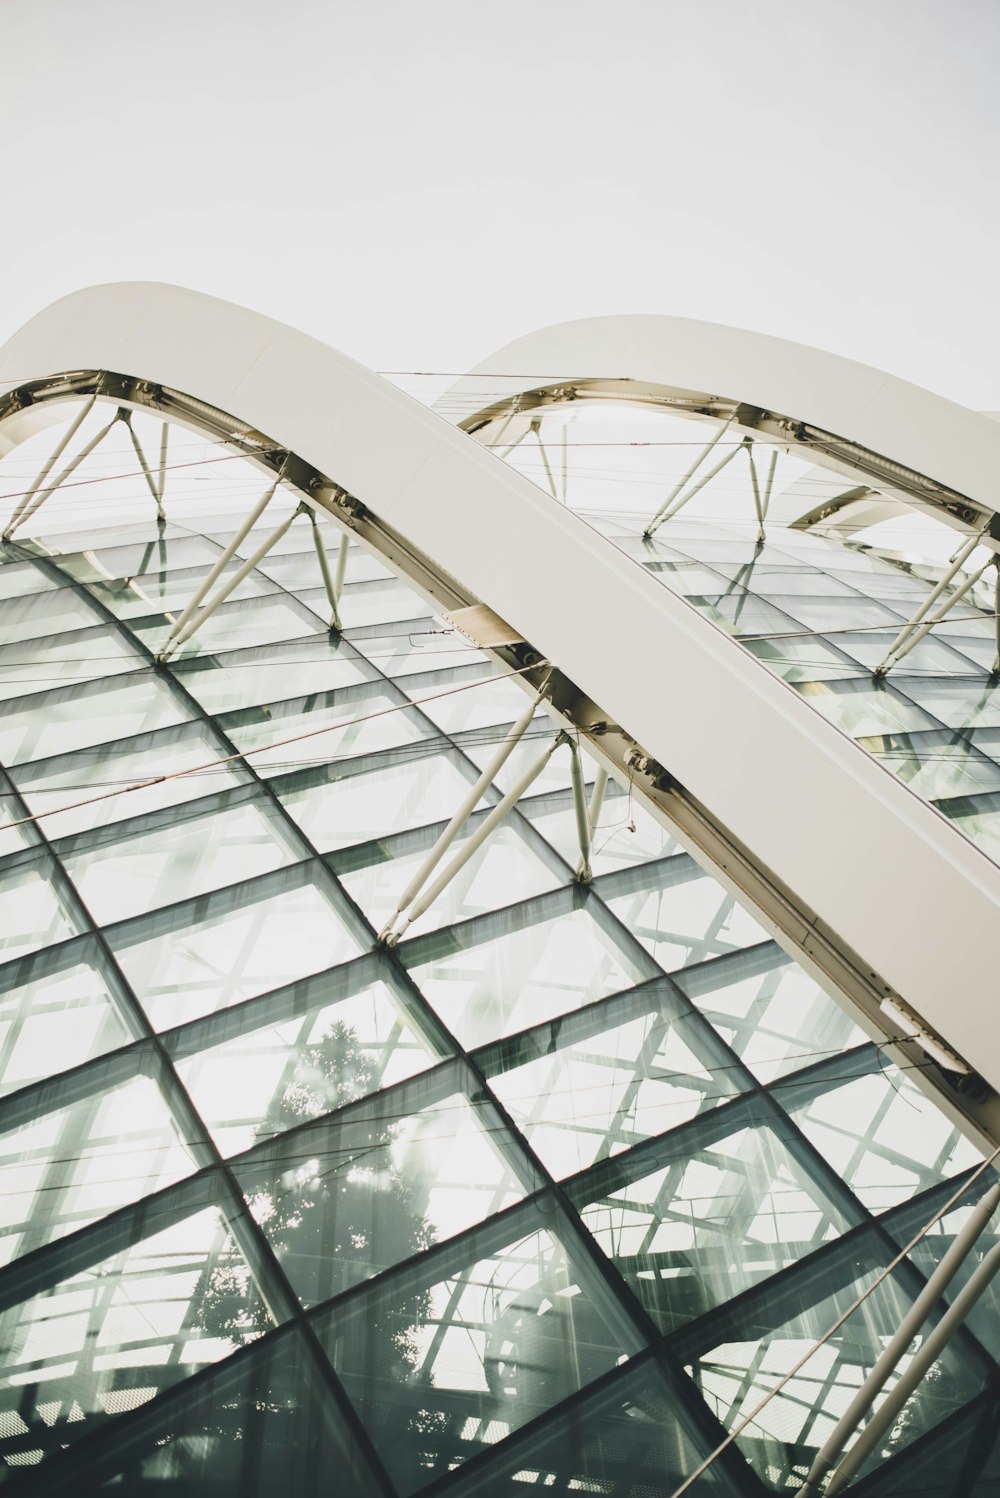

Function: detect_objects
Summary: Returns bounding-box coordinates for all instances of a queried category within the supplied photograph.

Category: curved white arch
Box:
[443,314,1000,533]
[2,283,999,1126]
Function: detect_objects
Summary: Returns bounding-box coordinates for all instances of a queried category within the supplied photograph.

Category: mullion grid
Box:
[0,543,399,1492]
[0,462,988,1491]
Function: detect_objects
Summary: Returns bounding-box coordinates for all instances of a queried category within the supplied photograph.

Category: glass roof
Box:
[0,400,996,1495]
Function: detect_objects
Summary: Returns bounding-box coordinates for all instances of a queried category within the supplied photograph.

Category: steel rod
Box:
[643,418,734,536]
[388,733,566,943]
[4,411,119,539]
[569,740,593,882]
[160,474,284,651]
[160,505,300,658]
[878,556,992,675]
[800,1178,1000,1494]
[824,1238,1000,1496]
[646,435,746,537]
[379,682,549,940]
[3,393,97,534]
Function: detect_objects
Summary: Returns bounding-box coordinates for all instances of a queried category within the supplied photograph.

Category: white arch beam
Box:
[441,314,1000,535]
[2,284,999,1124]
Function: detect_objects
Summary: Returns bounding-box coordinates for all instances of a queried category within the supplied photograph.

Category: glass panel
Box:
[0,625,140,705]
[486,1000,737,1178]
[0,1206,274,1474]
[220,686,428,777]
[454,1359,736,1496]
[605,870,769,969]
[87,561,275,621]
[341,821,562,935]
[174,977,443,1156]
[235,1084,533,1307]
[85,1329,373,1497]
[0,586,100,645]
[176,639,370,715]
[785,1061,981,1213]
[112,876,363,1029]
[0,953,131,1097]
[279,750,474,852]
[131,595,321,658]
[407,903,655,1049]
[676,953,869,1083]
[12,721,250,840]
[316,1219,637,1494]
[0,1074,195,1263]
[63,797,302,924]
[688,1251,985,1492]
[0,860,80,964]
[574,1117,855,1334]
[0,674,184,765]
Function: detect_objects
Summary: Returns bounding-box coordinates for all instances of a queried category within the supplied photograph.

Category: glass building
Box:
[0,285,997,1496]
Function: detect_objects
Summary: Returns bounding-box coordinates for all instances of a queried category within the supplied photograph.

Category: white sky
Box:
[3,0,999,407]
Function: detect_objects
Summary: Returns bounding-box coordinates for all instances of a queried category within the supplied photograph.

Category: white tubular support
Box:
[762,448,778,524]
[876,553,993,676]
[158,504,301,660]
[643,418,734,537]
[3,408,120,539]
[800,1177,1000,1496]
[589,766,609,830]
[124,413,166,523]
[993,562,1000,676]
[874,531,983,674]
[747,440,765,543]
[824,1235,1000,1496]
[310,514,349,631]
[159,473,285,655]
[530,418,558,499]
[379,681,550,942]
[645,433,747,538]
[157,422,169,507]
[386,732,567,945]
[3,392,97,536]
[569,739,593,882]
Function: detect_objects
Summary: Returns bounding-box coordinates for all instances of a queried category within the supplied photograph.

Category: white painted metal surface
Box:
[2,283,999,1098]
[443,312,1000,527]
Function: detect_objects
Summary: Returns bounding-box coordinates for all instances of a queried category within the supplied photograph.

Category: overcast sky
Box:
[3,0,998,406]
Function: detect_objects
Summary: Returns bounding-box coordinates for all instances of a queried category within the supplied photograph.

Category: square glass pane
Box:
[676,954,868,1083]
[486,1003,737,1178]
[689,1252,985,1491]
[316,1220,637,1494]
[407,904,654,1049]
[235,1085,533,1307]
[85,1328,372,1497]
[459,1359,735,1496]
[785,1063,982,1213]
[574,1118,855,1334]
[0,1206,274,1472]
[174,977,443,1155]
[112,876,363,1029]
[605,874,769,970]
[176,640,370,715]
[132,593,321,658]
[342,821,562,935]
[279,751,474,852]
[221,687,428,777]
[0,587,99,646]
[0,860,80,964]
[87,561,275,621]
[0,1074,195,1263]
[0,954,131,1097]
[63,797,302,924]
[0,674,183,765]
[12,722,250,840]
